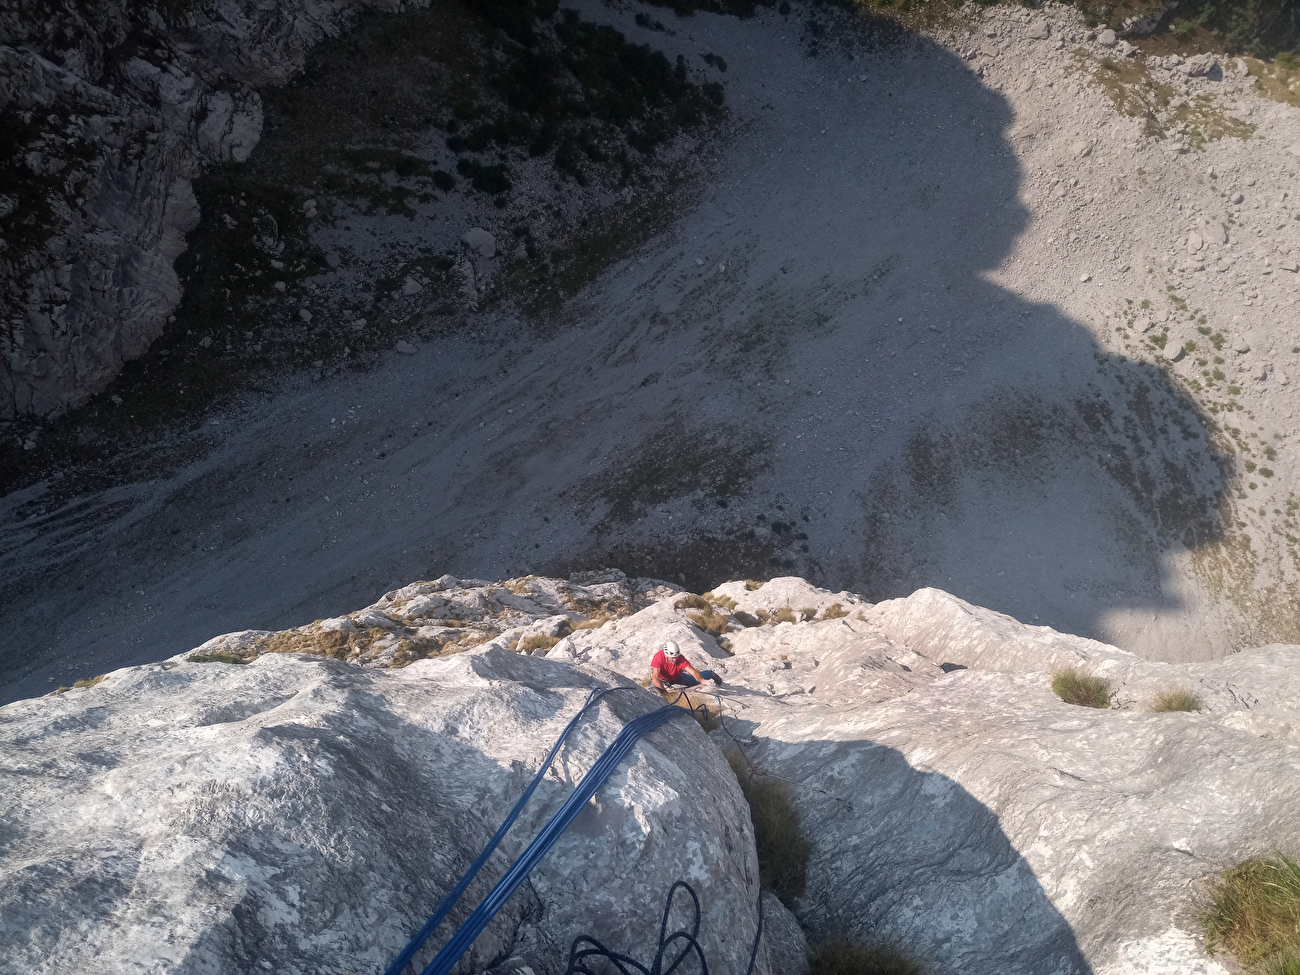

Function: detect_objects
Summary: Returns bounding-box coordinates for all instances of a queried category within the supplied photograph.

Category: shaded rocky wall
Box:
[0,0,426,422]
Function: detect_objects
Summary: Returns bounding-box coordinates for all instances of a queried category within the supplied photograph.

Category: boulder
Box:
[0,647,783,975]
[462,227,497,258]
[708,586,1300,974]
[1097,28,1118,47]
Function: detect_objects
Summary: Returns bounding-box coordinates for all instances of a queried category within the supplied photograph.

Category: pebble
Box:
[395,340,417,355]
[1187,233,1204,253]
[1079,273,1092,283]
[402,275,423,296]
[274,281,286,292]
[1097,28,1117,47]
[1233,339,1250,353]
[1026,19,1050,39]
[299,308,313,323]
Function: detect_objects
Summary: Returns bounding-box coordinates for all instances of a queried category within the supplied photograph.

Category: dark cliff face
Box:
[0,0,427,425]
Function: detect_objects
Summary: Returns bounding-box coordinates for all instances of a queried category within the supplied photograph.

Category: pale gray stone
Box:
[462,227,497,258]
[0,648,779,975]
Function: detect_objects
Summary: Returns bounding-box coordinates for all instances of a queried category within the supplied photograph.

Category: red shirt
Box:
[651,649,691,681]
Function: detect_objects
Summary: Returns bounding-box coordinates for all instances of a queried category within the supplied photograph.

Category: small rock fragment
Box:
[1079,273,1092,283]
[1026,19,1050,39]
[1164,342,1186,362]
[395,340,417,355]
[1097,28,1117,47]
[299,308,313,323]
[461,227,496,258]
[402,275,423,296]
[274,281,286,292]
[1233,339,1250,353]
[1187,233,1204,253]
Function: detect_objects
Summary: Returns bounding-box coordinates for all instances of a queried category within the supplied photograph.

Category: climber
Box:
[650,640,722,695]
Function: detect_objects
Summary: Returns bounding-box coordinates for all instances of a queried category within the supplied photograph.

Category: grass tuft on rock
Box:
[1151,687,1205,712]
[725,750,811,906]
[809,938,927,975]
[518,634,561,654]
[1051,665,1113,708]
[1204,853,1300,974]
[188,650,249,665]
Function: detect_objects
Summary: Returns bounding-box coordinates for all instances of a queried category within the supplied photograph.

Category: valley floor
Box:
[3,0,1300,703]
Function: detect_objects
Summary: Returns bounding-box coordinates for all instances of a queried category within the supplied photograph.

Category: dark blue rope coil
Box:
[417,699,701,975]
[386,687,719,975]
[382,685,636,975]
[564,880,765,975]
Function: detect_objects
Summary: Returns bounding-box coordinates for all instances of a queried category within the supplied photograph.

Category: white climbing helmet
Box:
[661,640,681,658]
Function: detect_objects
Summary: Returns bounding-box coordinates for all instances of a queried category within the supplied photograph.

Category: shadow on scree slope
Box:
[574,13,1230,651]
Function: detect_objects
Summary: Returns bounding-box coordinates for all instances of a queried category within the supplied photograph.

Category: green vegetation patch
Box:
[188,650,250,665]
[586,419,772,521]
[1205,853,1300,974]
[1051,665,1113,708]
[810,938,927,975]
[726,750,811,906]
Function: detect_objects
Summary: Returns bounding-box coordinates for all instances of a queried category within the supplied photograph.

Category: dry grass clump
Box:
[809,939,927,975]
[725,750,811,906]
[744,579,765,591]
[188,649,252,665]
[72,674,108,688]
[518,634,561,654]
[798,606,818,622]
[571,615,611,631]
[1051,665,1113,708]
[707,592,737,611]
[675,593,711,610]
[1204,853,1300,975]
[1151,687,1206,712]
[821,603,849,620]
[771,606,797,625]
[688,609,731,638]
[255,626,393,661]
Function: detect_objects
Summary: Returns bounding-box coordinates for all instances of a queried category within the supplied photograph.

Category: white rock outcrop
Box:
[0,645,783,975]
[3,572,1297,975]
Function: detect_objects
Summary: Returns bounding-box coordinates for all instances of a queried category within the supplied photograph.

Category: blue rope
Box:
[564,880,765,975]
[416,699,701,975]
[382,685,637,975]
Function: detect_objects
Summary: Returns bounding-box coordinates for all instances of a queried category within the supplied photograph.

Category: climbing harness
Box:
[385,686,760,975]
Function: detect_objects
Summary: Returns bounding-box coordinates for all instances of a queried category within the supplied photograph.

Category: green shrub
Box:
[809,938,927,975]
[188,650,249,665]
[725,751,810,906]
[1051,666,1112,708]
[1151,688,1205,712]
[1204,853,1300,972]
